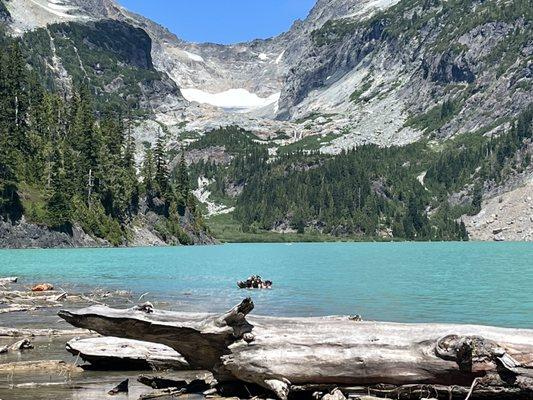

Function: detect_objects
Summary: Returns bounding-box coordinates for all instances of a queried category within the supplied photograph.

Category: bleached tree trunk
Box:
[58,299,533,399]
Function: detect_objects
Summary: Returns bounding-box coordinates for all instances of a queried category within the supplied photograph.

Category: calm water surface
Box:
[1,242,532,328]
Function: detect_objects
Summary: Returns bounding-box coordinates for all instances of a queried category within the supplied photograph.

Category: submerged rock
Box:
[108,379,129,395]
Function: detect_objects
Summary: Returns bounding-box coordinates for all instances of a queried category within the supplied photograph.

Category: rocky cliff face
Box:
[4,0,530,137]
[277,0,531,148]
[0,217,106,248]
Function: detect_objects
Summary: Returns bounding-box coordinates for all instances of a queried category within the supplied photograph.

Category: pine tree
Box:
[141,145,155,197]
[4,41,29,151]
[470,182,483,215]
[68,85,100,196]
[154,134,168,198]
[177,151,190,199]
[46,147,71,230]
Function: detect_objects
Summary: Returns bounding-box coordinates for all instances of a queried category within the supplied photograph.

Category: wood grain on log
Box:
[59,298,254,373]
[58,299,533,399]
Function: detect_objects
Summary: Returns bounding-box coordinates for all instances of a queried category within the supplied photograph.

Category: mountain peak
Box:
[4,0,120,33]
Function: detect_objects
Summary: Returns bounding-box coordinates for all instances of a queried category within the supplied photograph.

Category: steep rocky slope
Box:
[464,168,533,242]
[277,0,532,150]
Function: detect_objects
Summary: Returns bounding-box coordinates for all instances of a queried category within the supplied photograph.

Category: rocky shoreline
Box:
[0,213,216,249]
[1,276,532,400]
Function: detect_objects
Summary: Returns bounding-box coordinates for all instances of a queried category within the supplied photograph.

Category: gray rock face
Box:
[0,217,105,249]
[276,3,531,144]
[5,0,530,143]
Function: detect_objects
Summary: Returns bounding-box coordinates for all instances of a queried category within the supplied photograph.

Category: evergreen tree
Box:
[154,134,169,198]
[470,182,483,215]
[176,151,190,199]
[141,145,155,197]
[46,147,71,230]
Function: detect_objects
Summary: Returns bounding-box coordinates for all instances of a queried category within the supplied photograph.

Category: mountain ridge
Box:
[0,0,531,243]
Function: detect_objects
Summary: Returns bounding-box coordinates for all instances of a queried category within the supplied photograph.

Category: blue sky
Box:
[118,0,316,44]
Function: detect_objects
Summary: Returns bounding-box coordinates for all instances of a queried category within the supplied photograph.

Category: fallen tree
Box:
[0,360,82,373]
[0,327,90,337]
[66,337,189,370]
[58,299,533,399]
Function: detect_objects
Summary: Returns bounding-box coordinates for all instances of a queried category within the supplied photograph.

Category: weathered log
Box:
[0,326,90,337]
[139,387,186,399]
[59,298,254,372]
[0,304,44,313]
[0,360,83,373]
[293,383,527,399]
[138,375,188,389]
[66,337,189,370]
[58,299,533,399]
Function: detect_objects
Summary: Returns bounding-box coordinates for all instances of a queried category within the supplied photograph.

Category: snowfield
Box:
[181,88,280,112]
[183,51,205,63]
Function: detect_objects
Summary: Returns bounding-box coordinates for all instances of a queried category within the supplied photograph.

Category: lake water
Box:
[1,242,532,328]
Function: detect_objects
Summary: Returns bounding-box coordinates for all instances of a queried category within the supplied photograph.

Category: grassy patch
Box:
[350,79,374,103]
[405,99,461,134]
[294,112,336,125]
[207,212,372,243]
[18,183,48,224]
[278,133,342,155]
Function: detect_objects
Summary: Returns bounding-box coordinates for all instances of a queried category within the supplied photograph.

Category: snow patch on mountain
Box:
[5,0,86,33]
[181,88,280,112]
[183,51,204,63]
[344,0,401,18]
[193,177,235,216]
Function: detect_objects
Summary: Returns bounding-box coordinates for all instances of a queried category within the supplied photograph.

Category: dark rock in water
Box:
[138,375,188,390]
[238,275,273,289]
[108,379,129,395]
[9,338,34,351]
[138,375,212,397]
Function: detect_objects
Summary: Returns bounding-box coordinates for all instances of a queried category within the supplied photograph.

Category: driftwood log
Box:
[0,327,90,337]
[0,360,82,373]
[58,299,533,399]
[66,337,189,370]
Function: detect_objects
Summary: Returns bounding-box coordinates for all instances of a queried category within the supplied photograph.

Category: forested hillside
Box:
[0,27,210,247]
[187,107,532,241]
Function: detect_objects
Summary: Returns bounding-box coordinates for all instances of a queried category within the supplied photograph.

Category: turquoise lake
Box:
[1,242,532,328]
